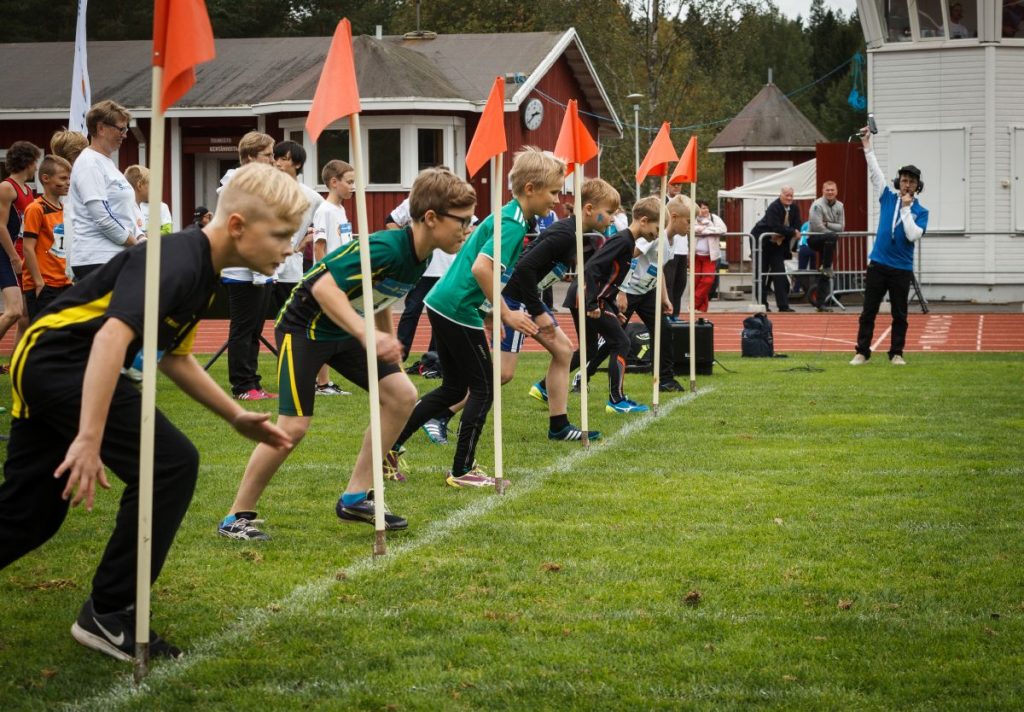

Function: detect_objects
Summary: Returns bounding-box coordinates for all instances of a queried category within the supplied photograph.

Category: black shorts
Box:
[0,255,18,289]
[274,329,402,417]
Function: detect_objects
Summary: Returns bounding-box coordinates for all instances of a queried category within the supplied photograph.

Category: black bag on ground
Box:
[741,313,774,357]
[624,322,653,372]
[420,351,443,378]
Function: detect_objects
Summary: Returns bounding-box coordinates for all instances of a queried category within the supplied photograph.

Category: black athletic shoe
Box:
[659,379,685,392]
[335,490,408,530]
[548,424,601,441]
[70,598,183,662]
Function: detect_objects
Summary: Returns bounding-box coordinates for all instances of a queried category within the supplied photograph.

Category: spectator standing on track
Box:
[68,101,142,282]
[693,200,725,312]
[663,182,689,318]
[48,130,88,286]
[219,131,276,401]
[752,185,801,312]
[0,141,39,365]
[21,155,72,320]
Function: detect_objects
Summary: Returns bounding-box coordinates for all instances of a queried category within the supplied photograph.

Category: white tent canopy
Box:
[718,159,817,200]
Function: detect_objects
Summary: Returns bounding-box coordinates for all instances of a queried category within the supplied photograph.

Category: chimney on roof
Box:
[768,67,773,85]
[402,0,436,39]
[375,25,382,39]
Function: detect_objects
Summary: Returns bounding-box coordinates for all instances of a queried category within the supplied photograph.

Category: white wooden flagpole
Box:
[134,63,164,683]
[573,164,589,447]
[491,154,506,494]
[651,174,668,415]
[688,181,697,392]
[349,112,388,555]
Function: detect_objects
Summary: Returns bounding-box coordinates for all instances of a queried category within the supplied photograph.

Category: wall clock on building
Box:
[522,98,544,131]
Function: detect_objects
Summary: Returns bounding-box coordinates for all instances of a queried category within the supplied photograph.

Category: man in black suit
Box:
[752,185,801,312]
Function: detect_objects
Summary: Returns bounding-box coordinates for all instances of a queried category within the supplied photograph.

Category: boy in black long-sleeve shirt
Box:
[581,196,661,413]
[501,178,619,441]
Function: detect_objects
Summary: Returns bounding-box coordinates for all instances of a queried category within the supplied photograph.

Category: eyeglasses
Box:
[103,121,129,135]
[435,211,475,229]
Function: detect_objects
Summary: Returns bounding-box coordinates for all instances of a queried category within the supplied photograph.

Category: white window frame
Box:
[1012,125,1024,234]
[279,115,465,193]
[876,0,983,45]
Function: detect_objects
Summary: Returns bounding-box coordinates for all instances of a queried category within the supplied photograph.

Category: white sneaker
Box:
[890,355,907,365]
[849,354,867,366]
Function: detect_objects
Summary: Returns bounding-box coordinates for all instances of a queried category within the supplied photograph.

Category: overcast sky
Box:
[775,0,860,21]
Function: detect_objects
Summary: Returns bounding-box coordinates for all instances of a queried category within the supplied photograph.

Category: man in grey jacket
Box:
[807,180,844,309]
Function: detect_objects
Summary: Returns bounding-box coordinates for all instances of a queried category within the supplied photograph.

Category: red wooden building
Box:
[708,80,824,262]
[0,30,621,230]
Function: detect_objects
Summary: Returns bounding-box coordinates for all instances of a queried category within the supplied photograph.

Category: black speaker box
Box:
[670,319,714,375]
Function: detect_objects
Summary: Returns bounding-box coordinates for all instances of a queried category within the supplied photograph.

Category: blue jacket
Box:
[869,187,928,271]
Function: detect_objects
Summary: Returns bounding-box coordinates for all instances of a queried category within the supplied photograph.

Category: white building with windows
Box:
[856,0,1024,302]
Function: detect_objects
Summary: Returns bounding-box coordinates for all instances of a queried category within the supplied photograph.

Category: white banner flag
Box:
[69,0,91,134]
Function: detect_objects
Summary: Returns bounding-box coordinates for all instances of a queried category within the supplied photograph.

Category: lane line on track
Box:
[871,326,892,353]
[69,388,712,711]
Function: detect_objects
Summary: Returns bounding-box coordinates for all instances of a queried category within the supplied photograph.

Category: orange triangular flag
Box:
[306,19,362,143]
[636,123,677,183]
[670,136,698,184]
[466,77,508,178]
[553,99,598,175]
[153,0,215,112]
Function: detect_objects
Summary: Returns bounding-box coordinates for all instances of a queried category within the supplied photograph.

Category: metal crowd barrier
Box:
[750,230,871,309]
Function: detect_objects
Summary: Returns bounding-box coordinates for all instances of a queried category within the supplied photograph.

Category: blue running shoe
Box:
[528,381,548,403]
[605,398,649,414]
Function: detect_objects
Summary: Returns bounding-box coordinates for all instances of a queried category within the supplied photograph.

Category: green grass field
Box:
[1,352,1022,710]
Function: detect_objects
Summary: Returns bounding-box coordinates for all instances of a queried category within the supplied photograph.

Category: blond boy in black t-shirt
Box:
[0,163,304,663]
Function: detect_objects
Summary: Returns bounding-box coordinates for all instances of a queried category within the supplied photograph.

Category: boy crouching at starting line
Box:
[219,167,477,539]
[0,162,299,662]
[389,147,565,489]
[500,177,622,441]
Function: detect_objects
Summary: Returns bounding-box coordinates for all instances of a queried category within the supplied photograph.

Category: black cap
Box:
[194,206,209,219]
[897,165,921,181]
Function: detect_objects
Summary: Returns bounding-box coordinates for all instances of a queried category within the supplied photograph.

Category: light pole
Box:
[627,93,643,201]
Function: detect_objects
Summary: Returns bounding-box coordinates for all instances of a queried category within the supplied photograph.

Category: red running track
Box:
[5,312,1015,356]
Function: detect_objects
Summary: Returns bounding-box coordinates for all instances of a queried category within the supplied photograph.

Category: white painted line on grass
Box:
[69,388,711,711]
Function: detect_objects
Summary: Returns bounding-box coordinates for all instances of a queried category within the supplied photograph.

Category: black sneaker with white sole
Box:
[335,490,408,530]
[70,598,182,662]
[218,512,270,541]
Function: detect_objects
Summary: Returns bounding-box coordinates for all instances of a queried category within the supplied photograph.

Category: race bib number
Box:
[537,261,568,291]
[347,277,413,315]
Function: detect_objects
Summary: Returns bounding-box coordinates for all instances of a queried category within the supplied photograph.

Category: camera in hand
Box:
[867,113,878,134]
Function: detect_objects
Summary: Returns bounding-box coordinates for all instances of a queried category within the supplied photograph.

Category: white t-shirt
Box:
[312,200,352,256]
[388,198,411,227]
[424,247,456,278]
[69,147,140,267]
[274,183,324,283]
[139,201,174,232]
[216,168,265,284]
[612,212,629,233]
[621,235,672,296]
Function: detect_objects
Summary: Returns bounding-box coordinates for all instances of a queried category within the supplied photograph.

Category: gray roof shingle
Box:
[708,82,825,151]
